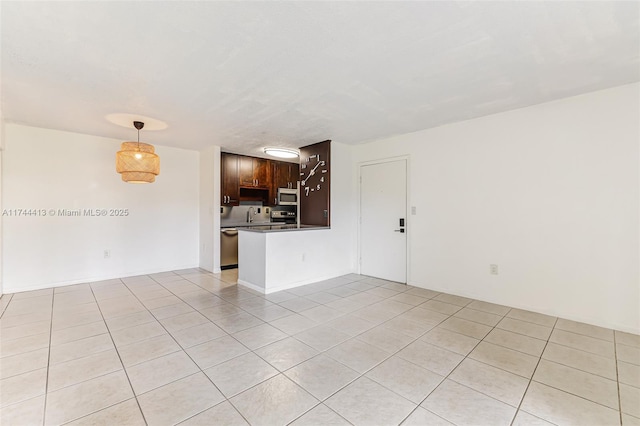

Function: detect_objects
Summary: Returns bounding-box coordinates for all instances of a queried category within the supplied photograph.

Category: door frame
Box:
[357,155,411,283]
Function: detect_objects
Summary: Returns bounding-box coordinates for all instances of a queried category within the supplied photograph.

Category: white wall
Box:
[199,145,221,273]
[353,83,640,334]
[2,124,200,292]
[0,116,4,296]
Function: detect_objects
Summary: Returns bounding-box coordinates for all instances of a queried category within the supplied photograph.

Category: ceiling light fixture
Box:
[116,121,160,183]
[263,147,299,159]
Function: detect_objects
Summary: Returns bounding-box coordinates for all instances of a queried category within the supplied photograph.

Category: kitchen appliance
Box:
[277,188,298,206]
[220,228,238,269]
[271,210,297,224]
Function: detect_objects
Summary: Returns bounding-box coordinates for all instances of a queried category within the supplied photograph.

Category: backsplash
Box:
[221,205,270,226]
[220,204,296,227]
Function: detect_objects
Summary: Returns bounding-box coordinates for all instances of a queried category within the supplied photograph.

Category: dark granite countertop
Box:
[237,224,330,233]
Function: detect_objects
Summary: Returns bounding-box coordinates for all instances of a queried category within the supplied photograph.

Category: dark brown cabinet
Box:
[284,163,300,189]
[239,156,269,188]
[274,161,289,190]
[222,153,300,207]
[221,153,240,206]
[270,161,300,205]
[275,161,299,189]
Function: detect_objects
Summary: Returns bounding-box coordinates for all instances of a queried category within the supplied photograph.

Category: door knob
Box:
[394,229,405,233]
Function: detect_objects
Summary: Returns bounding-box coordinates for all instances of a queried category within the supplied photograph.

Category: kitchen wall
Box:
[199,145,221,273]
[2,124,200,292]
[353,83,640,333]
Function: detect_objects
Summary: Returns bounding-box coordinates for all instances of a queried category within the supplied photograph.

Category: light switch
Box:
[411,206,417,215]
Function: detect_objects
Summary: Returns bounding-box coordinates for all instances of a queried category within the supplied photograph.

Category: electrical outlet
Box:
[104,250,111,259]
[490,264,498,275]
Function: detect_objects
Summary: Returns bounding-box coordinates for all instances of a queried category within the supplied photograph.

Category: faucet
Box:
[247,207,255,223]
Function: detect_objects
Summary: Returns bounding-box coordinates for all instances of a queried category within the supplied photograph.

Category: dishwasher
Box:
[220,228,238,269]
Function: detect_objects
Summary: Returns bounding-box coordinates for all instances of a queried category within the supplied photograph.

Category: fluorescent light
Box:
[264,147,299,159]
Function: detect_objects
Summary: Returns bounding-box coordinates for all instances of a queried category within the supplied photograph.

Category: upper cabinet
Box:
[222,152,300,207]
[269,161,300,205]
[273,161,299,190]
[239,156,269,188]
[221,153,240,206]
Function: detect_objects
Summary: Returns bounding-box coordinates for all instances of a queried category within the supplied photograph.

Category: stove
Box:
[271,210,297,224]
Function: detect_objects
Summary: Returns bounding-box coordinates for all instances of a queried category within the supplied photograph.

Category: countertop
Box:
[221,222,274,229]
[237,224,330,233]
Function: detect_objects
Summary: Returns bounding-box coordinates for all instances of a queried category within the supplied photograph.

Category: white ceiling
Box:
[2,1,638,155]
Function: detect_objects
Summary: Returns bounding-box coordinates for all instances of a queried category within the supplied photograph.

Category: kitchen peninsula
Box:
[236,140,334,293]
[237,225,332,294]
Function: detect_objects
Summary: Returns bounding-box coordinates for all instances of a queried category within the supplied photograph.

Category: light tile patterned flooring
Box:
[1,269,639,426]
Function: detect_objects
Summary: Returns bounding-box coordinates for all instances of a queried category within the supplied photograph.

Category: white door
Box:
[360,159,407,283]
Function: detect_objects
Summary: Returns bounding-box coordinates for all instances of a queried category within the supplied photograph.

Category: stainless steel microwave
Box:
[277,188,298,205]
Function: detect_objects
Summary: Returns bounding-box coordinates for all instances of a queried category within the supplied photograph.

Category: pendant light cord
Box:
[133,121,144,152]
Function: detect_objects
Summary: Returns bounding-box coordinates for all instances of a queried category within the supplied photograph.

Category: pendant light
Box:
[116,121,160,183]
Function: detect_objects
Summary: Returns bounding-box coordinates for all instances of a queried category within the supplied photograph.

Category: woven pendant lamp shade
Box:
[116,142,160,183]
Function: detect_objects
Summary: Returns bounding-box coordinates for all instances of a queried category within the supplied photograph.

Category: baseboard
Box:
[237,279,265,294]
[408,281,640,336]
[238,269,355,295]
[4,264,201,294]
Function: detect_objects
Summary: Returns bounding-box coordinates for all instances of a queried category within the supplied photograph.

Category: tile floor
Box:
[1,269,639,426]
